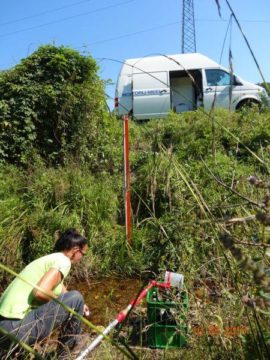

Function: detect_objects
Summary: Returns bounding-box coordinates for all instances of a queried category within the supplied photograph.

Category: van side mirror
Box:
[233,76,242,86]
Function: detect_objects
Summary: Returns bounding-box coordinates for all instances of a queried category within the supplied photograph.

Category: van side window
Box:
[206,69,231,86]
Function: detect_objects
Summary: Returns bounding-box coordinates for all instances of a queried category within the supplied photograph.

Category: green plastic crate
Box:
[146,286,189,349]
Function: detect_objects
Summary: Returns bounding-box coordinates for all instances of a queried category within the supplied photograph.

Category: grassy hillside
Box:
[0,46,269,358]
[1,108,270,358]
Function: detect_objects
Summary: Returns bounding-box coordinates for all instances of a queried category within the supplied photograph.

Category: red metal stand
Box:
[123,115,131,246]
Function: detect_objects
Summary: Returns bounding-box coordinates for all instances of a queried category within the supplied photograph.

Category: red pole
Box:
[123,115,131,246]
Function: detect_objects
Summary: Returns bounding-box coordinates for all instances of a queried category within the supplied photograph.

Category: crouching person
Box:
[0,228,90,358]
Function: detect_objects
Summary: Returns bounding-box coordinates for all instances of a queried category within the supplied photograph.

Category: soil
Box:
[70,277,142,326]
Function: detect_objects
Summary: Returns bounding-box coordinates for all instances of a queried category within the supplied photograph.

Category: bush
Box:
[0,45,106,166]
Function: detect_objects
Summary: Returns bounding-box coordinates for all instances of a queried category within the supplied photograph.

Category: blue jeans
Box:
[0,290,84,354]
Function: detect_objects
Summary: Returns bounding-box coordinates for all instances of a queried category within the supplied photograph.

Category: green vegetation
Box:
[0,44,107,166]
[0,45,270,358]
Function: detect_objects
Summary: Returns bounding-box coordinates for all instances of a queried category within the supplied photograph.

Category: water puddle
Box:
[71,278,142,325]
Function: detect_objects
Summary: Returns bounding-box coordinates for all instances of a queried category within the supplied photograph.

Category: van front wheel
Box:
[236,99,260,111]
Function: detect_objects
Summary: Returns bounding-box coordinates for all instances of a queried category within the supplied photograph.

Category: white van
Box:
[115,53,269,120]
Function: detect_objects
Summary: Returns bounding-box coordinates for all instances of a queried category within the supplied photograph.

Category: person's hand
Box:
[83,304,90,317]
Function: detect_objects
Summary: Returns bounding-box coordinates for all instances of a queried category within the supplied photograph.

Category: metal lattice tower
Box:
[182,0,196,53]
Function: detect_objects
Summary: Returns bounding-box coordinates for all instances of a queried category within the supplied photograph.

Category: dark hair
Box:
[53,228,88,252]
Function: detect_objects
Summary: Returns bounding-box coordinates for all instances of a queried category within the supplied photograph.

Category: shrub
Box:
[0,45,105,166]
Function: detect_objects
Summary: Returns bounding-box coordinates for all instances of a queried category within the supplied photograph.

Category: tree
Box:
[0,45,106,165]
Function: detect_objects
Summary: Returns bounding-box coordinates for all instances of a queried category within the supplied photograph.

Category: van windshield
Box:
[205,69,232,86]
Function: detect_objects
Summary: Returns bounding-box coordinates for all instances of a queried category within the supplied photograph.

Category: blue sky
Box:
[1,0,270,106]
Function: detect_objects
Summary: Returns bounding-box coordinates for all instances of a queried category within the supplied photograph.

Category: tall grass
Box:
[1,108,270,357]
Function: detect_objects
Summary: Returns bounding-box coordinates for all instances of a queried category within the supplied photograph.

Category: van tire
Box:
[236,99,260,111]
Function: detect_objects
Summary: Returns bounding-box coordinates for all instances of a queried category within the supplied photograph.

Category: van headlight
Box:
[258,88,270,107]
[260,87,269,97]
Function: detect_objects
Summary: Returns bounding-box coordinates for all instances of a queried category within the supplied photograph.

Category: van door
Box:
[171,76,195,112]
[203,69,235,110]
[133,72,170,119]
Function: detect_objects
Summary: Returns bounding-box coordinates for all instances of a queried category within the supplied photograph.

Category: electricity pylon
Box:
[182,0,196,53]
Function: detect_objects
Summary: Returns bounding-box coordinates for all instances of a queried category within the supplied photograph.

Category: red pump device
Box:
[76,272,183,360]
